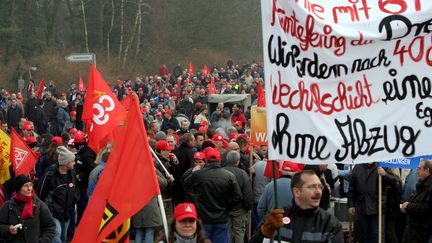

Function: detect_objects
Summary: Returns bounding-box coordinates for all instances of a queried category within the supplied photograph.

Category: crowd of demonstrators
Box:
[0,60,431,243]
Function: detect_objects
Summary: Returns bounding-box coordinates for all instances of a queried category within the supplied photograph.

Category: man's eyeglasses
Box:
[299,184,324,191]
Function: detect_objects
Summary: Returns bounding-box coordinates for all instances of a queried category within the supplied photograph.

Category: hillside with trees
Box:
[0,0,262,91]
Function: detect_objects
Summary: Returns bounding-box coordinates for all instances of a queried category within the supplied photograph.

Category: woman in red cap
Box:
[167,203,210,243]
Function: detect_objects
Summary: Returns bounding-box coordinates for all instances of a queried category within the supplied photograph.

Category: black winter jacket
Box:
[223,164,254,211]
[36,164,80,222]
[0,195,55,243]
[402,175,432,243]
[348,163,396,215]
[250,204,344,243]
[183,163,242,224]
[75,146,97,190]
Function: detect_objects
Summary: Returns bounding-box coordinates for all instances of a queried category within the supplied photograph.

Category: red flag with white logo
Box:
[10,129,38,175]
[78,76,86,92]
[82,65,127,153]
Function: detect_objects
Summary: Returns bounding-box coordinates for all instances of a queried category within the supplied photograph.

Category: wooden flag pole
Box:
[248,143,254,240]
[348,165,353,243]
[378,175,382,243]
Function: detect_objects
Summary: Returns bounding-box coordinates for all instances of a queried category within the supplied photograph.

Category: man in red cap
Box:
[212,133,225,153]
[155,139,178,221]
[183,147,242,243]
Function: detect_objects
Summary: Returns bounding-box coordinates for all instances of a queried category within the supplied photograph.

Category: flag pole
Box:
[150,146,173,179]
[378,175,382,243]
[348,165,353,243]
[157,194,170,241]
[272,160,281,243]
[248,142,254,240]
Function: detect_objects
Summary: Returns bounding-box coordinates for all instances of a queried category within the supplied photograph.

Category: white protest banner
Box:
[261,0,432,164]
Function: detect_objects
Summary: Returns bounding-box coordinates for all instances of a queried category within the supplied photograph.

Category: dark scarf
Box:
[13,191,34,219]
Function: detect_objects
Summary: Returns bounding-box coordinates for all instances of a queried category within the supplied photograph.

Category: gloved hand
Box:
[260,208,285,238]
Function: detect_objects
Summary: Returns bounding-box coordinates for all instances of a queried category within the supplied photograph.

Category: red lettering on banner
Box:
[378,0,422,14]
[332,0,371,24]
[270,71,379,115]
[274,8,346,56]
[295,0,325,20]
[393,34,432,67]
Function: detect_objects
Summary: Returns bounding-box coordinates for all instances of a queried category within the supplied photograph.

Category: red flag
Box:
[202,64,210,78]
[72,95,160,243]
[120,94,133,110]
[264,160,281,179]
[10,129,38,175]
[82,65,127,153]
[257,80,266,107]
[189,60,195,75]
[35,79,45,99]
[208,77,217,94]
[78,76,86,92]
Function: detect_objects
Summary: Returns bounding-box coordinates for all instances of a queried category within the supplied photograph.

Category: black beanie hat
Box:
[13,175,31,192]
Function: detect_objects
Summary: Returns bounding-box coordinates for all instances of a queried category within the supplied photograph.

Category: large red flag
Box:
[10,129,38,175]
[257,80,266,107]
[34,79,45,99]
[78,76,86,92]
[82,65,126,153]
[72,95,160,242]
[189,60,195,75]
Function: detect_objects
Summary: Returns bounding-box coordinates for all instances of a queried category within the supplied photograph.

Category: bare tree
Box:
[81,0,89,52]
[122,2,140,68]
[65,0,78,45]
[106,0,115,64]
[118,0,124,60]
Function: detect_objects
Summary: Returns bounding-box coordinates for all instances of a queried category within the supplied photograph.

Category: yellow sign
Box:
[251,106,268,146]
[0,130,11,184]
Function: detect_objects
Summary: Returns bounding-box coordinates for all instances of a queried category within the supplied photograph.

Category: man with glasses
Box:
[250,170,344,243]
[400,159,432,243]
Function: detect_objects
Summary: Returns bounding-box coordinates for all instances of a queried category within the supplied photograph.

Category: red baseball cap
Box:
[24,136,37,144]
[206,149,221,161]
[51,136,63,145]
[198,126,207,134]
[70,111,77,116]
[69,128,78,135]
[212,134,224,142]
[229,133,239,140]
[74,131,86,143]
[156,111,162,116]
[21,121,34,131]
[165,109,172,116]
[174,203,198,221]
[155,140,173,151]
[193,152,205,160]
[200,121,209,126]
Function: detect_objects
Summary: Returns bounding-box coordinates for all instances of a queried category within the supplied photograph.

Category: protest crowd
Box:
[0,60,430,243]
